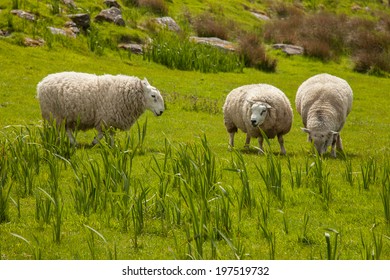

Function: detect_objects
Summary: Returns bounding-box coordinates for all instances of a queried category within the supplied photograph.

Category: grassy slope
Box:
[1,1,390,260]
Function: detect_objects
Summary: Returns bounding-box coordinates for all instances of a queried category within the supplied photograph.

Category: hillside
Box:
[1,0,390,261]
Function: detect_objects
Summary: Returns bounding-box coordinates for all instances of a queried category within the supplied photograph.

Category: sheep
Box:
[37,71,165,146]
[295,73,353,157]
[223,83,293,154]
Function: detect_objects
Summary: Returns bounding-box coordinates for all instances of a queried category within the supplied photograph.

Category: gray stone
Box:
[273,43,304,55]
[154,17,180,32]
[10,10,35,21]
[24,37,45,47]
[190,36,236,51]
[68,13,90,29]
[251,12,270,21]
[95,7,125,26]
[118,43,143,54]
[104,0,120,8]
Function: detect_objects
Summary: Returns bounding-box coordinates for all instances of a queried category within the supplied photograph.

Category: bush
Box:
[127,0,169,16]
[238,32,277,72]
[193,12,229,40]
[264,9,390,75]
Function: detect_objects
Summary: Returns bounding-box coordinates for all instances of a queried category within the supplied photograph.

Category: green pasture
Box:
[1,0,390,260]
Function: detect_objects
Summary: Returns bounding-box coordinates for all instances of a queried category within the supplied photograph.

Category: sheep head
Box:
[302,128,338,155]
[247,100,272,127]
[142,78,165,116]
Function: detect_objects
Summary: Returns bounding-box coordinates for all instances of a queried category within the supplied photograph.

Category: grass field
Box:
[1,0,390,260]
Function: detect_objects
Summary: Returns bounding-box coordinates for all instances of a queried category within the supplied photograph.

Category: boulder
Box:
[62,0,76,8]
[190,36,236,51]
[104,0,121,8]
[95,7,125,26]
[10,10,35,21]
[118,43,143,54]
[68,13,90,29]
[0,30,10,37]
[154,17,180,32]
[48,26,76,38]
[24,37,45,47]
[64,21,80,35]
[251,11,270,21]
[273,43,304,55]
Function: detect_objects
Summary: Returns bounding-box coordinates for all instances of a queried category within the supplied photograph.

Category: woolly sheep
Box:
[223,84,293,154]
[37,71,165,145]
[295,73,353,157]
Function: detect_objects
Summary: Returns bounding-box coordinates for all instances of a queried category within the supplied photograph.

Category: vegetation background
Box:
[0,0,390,260]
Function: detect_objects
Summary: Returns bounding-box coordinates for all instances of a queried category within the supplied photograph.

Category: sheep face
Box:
[302,128,338,155]
[142,78,165,116]
[249,103,271,127]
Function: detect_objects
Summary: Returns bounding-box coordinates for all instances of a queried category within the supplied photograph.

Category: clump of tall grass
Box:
[192,12,229,40]
[381,160,390,225]
[0,149,12,223]
[127,0,169,16]
[143,31,244,73]
[10,233,42,260]
[238,32,277,72]
[360,226,383,260]
[324,228,340,260]
[359,157,378,191]
[38,120,76,159]
[226,149,255,220]
[6,126,41,196]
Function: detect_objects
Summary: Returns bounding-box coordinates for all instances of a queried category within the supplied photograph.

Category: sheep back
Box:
[223,84,293,139]
[37,72,146,131]
[295,73,353,132]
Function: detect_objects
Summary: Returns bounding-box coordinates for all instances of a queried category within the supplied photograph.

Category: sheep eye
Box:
[151,94,156,98]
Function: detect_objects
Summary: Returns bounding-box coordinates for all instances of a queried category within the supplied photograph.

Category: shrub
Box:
[238,32,277,72]
[126,0,168,16]
[298,13,347,61]
[347,18,390,74]
[193,12,229,40]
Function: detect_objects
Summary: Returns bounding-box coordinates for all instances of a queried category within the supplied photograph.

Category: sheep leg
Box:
[278,134,286,155]
[257,136,264,154]
[331,137,337,158]
[336,135,343,151]
[92,127,103,146]
[66,128,76,146]
[245,134,251,149]
[228,132,235,149]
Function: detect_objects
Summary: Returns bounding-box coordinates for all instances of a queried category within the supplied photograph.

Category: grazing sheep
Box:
[295,73,353,157]
[223,84,293,154]
[37,72,165,145]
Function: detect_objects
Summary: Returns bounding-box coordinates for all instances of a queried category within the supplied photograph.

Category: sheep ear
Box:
[245,99,255,105]
[266,104,272,109]
[301,128,310,134]
[331,130,339,136]
[142,78,150,86]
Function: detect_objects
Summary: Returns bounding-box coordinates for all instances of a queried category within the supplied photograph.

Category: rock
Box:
[48,26,76,38]
[95,7,125,26]
[0,30,10,37]
[64,21,80,35]
[118,43,143,54]
[68,13,90,29]
[10,10,35,21]
[62,0,76,8]
[23,37,45,47]
[104,0,120,8]
[190,36,236,51]
[154,17,181,32]
[251,11,270,21]
[273,43,304,55]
